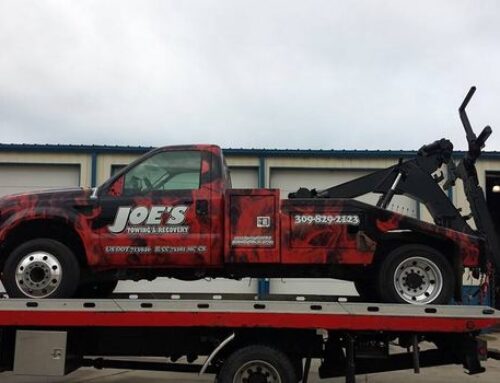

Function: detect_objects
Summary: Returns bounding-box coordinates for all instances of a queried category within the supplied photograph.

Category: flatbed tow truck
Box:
[0,293,499,382]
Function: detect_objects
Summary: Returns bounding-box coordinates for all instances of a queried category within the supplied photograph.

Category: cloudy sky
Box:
[0,1,499,150]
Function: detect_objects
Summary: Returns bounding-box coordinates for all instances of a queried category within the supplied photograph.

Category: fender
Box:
[0,206,101,266]
[376,214,482,267]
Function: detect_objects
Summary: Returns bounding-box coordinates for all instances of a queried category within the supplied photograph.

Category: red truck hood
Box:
[0,187,93,207]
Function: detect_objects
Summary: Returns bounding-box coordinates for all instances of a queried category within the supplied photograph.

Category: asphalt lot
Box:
[1,334,499,383]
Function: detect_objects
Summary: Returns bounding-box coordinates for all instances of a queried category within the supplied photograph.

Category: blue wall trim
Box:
[90,152,98,187]
[257,157,270,297]
[258,157,266,187]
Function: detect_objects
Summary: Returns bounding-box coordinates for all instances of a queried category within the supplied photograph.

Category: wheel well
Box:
[219,329,317,362]
[375,234,462,300]
[0,219,87,270]
[375,235,458,265]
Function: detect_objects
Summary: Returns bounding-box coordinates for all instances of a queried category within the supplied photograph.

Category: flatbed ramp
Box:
[0,295,499,383]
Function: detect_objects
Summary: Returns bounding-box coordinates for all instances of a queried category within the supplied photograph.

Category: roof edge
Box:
[1,143,500,159]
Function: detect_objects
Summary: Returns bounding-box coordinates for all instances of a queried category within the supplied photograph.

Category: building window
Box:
[111,164,127,176]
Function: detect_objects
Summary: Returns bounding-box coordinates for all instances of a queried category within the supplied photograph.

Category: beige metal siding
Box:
[97,153,142,185]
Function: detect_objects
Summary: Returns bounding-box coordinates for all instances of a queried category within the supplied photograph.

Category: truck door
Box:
[96,149,212,268]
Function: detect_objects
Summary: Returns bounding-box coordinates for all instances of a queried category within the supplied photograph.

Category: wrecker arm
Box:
[292,138,471,234]
[290,87,500,279]
[451,88,500,272]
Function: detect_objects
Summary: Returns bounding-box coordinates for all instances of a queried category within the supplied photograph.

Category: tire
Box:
[76,279,118,298]
[378,244,454,304]
[2,239,80,299]
[217,344,299,383]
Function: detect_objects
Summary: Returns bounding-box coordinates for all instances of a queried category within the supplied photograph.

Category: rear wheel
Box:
[2,239,80,299]
[378,244,454,304]
[217,345,299,383]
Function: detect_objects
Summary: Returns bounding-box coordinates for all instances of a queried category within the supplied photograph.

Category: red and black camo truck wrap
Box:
[0,143,483,284]
[279,198,481,267]
[224,189,280,263]
[0,188,102,265]
[280,199,374,265]
[224,191,481,269]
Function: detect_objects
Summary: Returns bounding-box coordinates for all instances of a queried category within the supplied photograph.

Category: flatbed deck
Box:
[0,295,498,333]
[0,294,499,383]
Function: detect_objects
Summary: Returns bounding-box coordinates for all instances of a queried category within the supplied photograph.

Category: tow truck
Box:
[0,88,500,382]
[0,87,499,306]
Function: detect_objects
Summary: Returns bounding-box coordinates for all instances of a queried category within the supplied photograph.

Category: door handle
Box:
[196,200,209,216]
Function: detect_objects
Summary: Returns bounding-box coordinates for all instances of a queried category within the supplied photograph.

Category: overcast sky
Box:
[0,1,500,150]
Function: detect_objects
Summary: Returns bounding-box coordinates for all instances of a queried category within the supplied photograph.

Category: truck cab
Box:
[95,144,227,269]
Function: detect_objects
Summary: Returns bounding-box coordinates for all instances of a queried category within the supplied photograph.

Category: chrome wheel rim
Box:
[393,256,443,304]
[233,360,281,383]
[15,251,62,298]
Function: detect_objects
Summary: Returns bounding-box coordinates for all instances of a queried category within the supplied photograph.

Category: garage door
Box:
[269,168,419,297]
[116,166,260,294]
[229,167,259,188]
[0,164,80,197]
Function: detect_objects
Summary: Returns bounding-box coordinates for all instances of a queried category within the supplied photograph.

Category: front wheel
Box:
[378,244,454,304]
[2,239,80,299]
[217,345,299,383]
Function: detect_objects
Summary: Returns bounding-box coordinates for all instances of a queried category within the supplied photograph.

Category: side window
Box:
[123,151,201,195]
